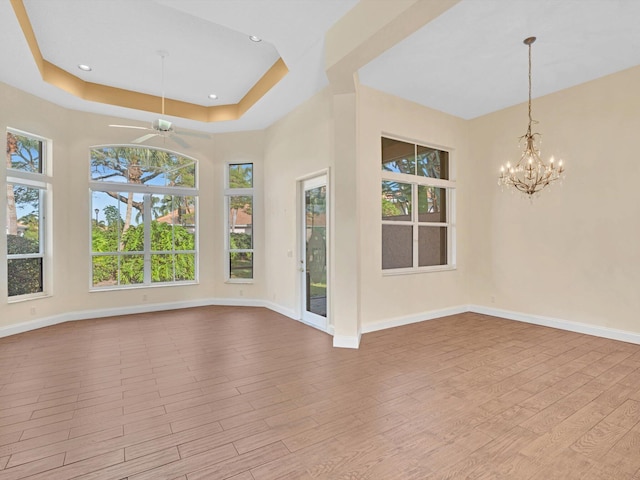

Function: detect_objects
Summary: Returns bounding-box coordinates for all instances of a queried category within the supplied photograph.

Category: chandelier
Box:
[499,37,564,196]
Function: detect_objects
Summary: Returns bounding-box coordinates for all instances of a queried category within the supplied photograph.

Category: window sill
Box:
[8,292,51,304]
[90,281,198,293]
[225,279,254,285]
[382,265,457,276]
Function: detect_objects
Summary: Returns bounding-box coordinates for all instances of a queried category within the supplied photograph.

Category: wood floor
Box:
[1,307,640,479]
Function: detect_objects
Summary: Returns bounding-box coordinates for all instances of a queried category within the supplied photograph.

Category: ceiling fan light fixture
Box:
[154,119,173,132]
[77,64,92,71]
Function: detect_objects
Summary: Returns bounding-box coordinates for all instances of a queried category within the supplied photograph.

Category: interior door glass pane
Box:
[305,185,327,317]
[382,181,412,221]
[381,137,415,174]
[229,196,253,250]
[382,224,413,269]
[418,186,447,223]
[417,145,449,179]
[418,226,447,267]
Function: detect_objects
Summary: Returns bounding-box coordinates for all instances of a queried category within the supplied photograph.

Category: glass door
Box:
[301,175,328,330]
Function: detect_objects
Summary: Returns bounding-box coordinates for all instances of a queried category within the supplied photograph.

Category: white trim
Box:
[382,170,454,189]
[298,172,330,333]
[262,301,298,320]
[333,333,361,349]
[468,305,640,345]
[4,301,640,349]
[361,305,468,333]
[0,297,267,339]
[295,168,331,183]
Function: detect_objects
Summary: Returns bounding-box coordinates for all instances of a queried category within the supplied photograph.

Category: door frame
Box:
[297,169,330,333]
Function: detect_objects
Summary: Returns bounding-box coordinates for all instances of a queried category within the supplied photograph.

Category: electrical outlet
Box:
[30,306,36,315]
[490,295,496,304]
[142,294,148,301]
[239,290,244,297]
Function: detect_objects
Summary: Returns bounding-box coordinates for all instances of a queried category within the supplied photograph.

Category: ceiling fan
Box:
[109,51,209,148]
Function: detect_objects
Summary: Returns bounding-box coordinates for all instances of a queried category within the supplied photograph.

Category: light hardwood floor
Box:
[1,306,640,479]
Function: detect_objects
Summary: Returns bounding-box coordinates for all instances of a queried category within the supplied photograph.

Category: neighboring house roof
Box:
[156,207,195,225]
[230,206,252,227]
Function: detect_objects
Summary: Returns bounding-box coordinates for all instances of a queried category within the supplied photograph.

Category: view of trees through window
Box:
[90,146,197,288]
[6,131,47,297]
[227,163,253,279]
[381,137,454,270]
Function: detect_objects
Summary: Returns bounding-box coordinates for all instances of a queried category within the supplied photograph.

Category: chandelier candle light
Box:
[499,36,565,196]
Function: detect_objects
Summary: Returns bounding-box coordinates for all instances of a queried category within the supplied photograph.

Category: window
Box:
[90,146,197,289]
[225,163,253,281]
[381,137,455,272]
[6,129,51,298]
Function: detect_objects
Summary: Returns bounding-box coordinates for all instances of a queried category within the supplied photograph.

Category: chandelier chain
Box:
[527,39,533,136]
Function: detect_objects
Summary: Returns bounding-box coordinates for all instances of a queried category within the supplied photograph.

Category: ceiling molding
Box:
[10,0,288,123]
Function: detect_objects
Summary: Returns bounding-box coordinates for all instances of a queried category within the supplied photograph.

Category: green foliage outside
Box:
[7,235,42,296]
[228,164,253,279]
[92,216,195,286]
[6,132,44,297]
[229,233,252,279]
[90,146,198,287]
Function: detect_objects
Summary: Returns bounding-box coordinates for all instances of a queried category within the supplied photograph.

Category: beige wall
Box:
[4,61,640,341]
[1,82,265,329]
[467,65,640,333]
[263,87,334,319]
[357,85,470,329]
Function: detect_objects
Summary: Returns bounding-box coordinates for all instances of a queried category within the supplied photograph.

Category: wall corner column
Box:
[331,90,361,348]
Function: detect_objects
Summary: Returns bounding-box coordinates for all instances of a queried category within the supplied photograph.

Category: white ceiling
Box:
[360,0,640,120]
[2,0,640,134]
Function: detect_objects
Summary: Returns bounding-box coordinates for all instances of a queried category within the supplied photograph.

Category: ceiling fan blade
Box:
[174,128,210,139]
[109,124,151,131]
[132,133,160,144]
[170,135,190,149]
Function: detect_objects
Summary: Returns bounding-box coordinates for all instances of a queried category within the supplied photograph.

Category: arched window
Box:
[89,146,198,289]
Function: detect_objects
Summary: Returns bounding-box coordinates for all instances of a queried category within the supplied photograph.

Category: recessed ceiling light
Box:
[208,94,218,100]
[249,35,261,43]
[77,64,92,71]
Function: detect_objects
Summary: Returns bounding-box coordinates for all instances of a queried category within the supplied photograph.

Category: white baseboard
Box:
[469,305,640,345]
[333,333,361,349]
[0,297,270,339]
[261,301,298,321]
[4,300,640,349]
[361,305,468,334]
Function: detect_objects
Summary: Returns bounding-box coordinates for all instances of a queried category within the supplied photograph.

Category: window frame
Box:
[224,162,254,283]
[6,128,52,301]
[381,136,456,274]
[89,145,199,291]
